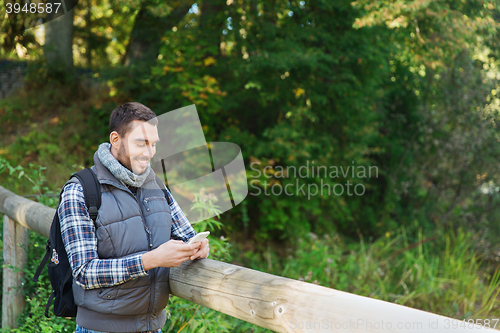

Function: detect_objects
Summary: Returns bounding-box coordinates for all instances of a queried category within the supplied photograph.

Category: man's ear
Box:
[110,131,120,149]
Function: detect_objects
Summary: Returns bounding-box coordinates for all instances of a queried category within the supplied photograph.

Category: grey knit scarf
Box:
[97,142,151,188]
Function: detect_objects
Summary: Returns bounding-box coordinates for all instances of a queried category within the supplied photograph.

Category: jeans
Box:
[75,324,162,333]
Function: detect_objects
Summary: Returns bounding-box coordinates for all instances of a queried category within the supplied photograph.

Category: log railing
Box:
[0,185,496,332]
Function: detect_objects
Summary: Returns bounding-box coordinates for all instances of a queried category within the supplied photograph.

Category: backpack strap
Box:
[32,242,51,282]
[32,168,101,284]
[71,168,101,222]
[43,267,72,317]
[45,291,56,317]
[155,176,172,205]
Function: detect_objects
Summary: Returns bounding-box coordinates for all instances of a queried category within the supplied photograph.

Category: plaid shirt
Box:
[58,182,197,290]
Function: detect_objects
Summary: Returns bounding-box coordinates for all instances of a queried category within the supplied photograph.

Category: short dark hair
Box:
[109,102,158,136]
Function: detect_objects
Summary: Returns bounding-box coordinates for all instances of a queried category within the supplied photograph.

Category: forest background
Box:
[1,0,500,331]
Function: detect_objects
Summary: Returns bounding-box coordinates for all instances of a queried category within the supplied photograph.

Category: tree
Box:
[123,0,195,66]
[0,0,41,58]
[108,0,500,241]
[44,0,78,77]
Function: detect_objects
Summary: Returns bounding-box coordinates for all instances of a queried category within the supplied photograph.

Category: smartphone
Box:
[187,231,210,245]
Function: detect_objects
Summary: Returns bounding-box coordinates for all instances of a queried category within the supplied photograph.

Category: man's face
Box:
[116,120,160,175]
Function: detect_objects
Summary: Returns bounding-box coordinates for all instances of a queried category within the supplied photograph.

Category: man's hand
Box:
[142,240,200,271]
[189,238,209,260]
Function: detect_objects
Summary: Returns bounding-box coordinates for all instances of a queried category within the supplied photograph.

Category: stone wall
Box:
[0,61,26,100]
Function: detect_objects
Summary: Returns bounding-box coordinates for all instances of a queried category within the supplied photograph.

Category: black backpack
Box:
[32,168,101,318]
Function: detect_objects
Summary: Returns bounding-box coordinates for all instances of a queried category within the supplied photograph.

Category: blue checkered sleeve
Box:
[164,188,197,243]
[58,183,148,290]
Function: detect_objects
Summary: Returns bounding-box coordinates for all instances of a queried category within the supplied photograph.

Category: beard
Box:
[116,142,133,172]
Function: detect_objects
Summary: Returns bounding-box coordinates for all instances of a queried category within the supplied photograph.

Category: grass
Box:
[232,224,500,325]
[0,79,114,195]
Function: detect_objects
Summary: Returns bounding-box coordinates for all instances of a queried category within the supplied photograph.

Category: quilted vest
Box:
[67,152,173,332]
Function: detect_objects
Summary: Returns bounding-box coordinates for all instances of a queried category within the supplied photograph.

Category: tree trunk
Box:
[43,0,76,77]
[85,0,92,67]
[123,1,194,67]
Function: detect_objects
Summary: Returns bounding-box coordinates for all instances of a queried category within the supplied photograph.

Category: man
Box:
[58,102,209,333]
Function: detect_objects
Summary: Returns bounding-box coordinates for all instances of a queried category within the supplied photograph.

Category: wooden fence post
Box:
[2,214,29,329]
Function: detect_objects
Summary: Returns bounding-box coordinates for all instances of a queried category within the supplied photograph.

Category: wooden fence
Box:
[0,184,497,332]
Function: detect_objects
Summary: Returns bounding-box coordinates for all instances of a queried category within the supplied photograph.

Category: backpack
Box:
[32,168,101,318]
[32,167,172,318]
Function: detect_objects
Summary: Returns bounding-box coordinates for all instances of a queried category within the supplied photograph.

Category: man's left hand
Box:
[190,238,209,260]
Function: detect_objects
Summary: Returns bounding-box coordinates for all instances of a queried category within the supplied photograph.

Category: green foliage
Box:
[98,0,500,242]
[4,264,76,333]
[0,0,41,59]
[4,0,500,241]
[189,187,231,262]
[235,224,500,320]
[0,80,109,193]
[72,0,139,68]
[0,162,73,332]
[352,0,500,68]
[0,157,54,201]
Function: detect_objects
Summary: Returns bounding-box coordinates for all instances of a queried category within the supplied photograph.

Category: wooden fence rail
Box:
[0,184,497,332]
